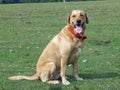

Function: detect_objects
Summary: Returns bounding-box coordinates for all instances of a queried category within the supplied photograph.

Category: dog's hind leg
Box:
[40,62,60,84]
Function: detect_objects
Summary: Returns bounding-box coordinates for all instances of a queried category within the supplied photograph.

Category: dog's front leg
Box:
[61,55,70,85]
[73,58,83,81]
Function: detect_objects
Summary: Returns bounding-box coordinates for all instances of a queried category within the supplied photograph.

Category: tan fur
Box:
[8,10,89,85]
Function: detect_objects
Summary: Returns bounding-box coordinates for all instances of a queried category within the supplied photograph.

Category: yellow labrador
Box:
[8,10,89,85]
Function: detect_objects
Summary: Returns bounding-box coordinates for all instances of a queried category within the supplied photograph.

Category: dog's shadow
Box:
[68,72,120,81]
[49,72,119,90]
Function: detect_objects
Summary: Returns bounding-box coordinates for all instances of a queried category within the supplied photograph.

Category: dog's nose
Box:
[76,19,81,26]
[76,19,81,24]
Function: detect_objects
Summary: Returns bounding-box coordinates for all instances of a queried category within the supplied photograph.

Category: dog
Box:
[8,10,89,85]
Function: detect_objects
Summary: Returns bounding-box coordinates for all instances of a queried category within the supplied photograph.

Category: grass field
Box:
[0,0,120,90]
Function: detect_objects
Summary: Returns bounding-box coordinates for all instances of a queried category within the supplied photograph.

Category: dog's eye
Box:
[80,14,84,17]
[72,15,76,17]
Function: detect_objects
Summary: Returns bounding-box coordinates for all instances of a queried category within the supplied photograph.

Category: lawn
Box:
[0,0,120,90]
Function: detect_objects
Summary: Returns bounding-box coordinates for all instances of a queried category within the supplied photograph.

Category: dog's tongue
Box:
[76,26,83,33]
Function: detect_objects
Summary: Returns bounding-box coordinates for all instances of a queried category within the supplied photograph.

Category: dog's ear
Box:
[85,13,89,24]
[68,13,71,24]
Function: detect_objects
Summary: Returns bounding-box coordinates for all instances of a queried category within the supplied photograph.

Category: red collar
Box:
[67,26,87,41]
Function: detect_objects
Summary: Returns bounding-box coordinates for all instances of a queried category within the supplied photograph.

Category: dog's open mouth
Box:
[76,25,83,33]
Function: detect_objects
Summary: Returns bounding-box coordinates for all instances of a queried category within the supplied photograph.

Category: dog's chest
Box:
[76,48,82,57]
[68,48,82,65]
[74,40,83,57]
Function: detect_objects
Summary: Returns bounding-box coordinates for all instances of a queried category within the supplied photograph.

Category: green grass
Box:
[0,0,120,90]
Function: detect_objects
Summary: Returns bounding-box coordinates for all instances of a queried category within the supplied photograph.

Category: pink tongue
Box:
[76,26,83,33]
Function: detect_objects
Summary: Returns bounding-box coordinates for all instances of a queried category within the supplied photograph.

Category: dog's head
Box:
[68,10,89,34]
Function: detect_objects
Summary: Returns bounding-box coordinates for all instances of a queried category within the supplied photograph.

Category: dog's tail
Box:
[8,74,39,80]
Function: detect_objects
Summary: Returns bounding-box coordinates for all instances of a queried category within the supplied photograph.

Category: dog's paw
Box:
[76,77,83,81]
[47,80,60,84]
[53,81,60,84]
[62,80,70,85]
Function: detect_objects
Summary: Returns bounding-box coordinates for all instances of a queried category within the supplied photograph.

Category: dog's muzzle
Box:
[75,19,83,33]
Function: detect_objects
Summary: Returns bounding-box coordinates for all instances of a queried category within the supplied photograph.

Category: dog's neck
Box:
[67,25,87,41]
